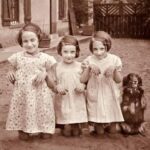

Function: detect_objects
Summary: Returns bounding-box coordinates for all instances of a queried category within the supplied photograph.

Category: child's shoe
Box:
[18,131,30,141]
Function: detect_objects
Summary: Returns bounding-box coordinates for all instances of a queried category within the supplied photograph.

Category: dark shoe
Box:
[18,131,30,141]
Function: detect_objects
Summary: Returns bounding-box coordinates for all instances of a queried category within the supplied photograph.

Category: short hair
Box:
[123,73,142,87]
[57,35,80,58]
[89,31,112,53]
[17,23,42,46]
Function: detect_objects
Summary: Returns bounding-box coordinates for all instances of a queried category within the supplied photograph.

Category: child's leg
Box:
[71,123,82,137]
[61,124,72,137]
[120,123,132,134]
[18,130,30,141]
[107,123,121,133]
[95,123,104,135]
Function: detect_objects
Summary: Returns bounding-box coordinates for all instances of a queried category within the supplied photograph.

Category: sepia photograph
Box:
[0,0,150,150]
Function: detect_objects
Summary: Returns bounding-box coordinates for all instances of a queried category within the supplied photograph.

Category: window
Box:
[59,0,68,21]
[2,0,19,26]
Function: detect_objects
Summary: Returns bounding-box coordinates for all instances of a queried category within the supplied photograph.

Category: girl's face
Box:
[22,31,39,55]
[93,40,107,59]
[61,45,76,64]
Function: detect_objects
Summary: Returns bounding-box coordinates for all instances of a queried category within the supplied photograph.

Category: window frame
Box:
[2,0,19,26]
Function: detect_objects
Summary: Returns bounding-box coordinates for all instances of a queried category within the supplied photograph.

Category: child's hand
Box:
[129,102,135,115]
[7,71,16,84]
[56,84,68,95]
[81,61,89,69]
[33,70,47,87]
[104,66,114,78]
[89,64,101,75]
[75,83,85,93]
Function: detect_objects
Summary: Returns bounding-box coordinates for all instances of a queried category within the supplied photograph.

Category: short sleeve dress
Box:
[6,51,56,134]
[85,53,124,123]
[54,61,88,124]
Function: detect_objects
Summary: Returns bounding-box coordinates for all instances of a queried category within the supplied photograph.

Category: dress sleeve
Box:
[45,55,57,71]
[7,53,18,68]
[115,56,122,71]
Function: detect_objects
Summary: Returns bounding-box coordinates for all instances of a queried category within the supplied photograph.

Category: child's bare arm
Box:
[46,71,57,92]
[113,68,122,83]
[80,67,90,83]
[45,63,58,92]
[32,68,47,87]
[7,66,16,84]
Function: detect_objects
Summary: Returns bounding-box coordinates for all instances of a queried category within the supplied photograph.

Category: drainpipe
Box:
[50,0,52,34]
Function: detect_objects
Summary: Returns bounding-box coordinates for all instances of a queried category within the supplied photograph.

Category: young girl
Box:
[80,31,124,135]
[47,35,88,137]
[6,23,56,140]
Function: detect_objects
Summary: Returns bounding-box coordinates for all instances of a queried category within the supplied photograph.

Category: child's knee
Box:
[121,123,132,134]
[71,123,82,137]
[106,123,121,133]
[95,123,105,135]
[61,124,72,137]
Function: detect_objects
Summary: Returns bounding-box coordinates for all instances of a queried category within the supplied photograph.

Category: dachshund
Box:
[120,73,147,135]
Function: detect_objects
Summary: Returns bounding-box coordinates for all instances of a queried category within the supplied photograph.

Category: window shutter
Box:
[59,0,65,20]
[2,0,12,26]
[24,0,31,24]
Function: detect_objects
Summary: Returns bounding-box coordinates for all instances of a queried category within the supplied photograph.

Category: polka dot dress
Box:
[6,51,56,134]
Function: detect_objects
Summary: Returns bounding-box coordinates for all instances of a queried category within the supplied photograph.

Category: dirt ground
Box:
[0,38,150,150]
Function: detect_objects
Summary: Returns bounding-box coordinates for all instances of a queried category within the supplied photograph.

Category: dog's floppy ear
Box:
[137,74,142,86]
[123,75,129,87]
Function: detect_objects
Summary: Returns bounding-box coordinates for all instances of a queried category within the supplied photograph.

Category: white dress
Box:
[84,53,124,123]
[54,61,88,124]
[6,51,56,133]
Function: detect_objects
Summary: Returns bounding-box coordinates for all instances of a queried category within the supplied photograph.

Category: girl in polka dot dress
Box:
[6,23,56,140]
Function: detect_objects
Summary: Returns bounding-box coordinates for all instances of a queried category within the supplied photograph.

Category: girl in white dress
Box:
[47,35,88,137]
[6,23,56,140]
[81,31,124,135]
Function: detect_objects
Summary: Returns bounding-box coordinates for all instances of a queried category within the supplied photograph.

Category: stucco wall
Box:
[0,0,24,47]
[0,0,2,28]
[31,0,50,33]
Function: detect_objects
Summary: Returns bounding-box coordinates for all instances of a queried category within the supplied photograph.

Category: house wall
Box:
[0,0,24,47]
[51,0,58,34]
[0,0,2,28]
[31,0,50,33]
[0,0,69,47]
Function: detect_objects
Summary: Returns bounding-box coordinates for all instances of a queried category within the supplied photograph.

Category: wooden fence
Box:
[94,2,150,38]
